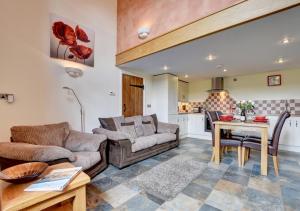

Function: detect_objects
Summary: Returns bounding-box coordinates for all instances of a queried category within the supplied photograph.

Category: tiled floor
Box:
[88,138,300,211]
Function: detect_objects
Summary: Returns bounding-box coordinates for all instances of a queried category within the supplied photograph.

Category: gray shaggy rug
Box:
[131,155,206,200]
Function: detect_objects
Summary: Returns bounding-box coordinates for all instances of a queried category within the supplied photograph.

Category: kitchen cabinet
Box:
[168,114,188,138]
[280,117,300,152]
[188,114,204,135]
[178,114,188,138]
[178,80,189,102]
[187,114,211,139]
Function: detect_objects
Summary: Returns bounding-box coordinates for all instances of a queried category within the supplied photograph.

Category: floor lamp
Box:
[63,87,85,132]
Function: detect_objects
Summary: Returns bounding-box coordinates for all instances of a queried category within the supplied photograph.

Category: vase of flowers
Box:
[237,100,255,121]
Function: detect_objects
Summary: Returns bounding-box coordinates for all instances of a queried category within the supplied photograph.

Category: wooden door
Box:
[122,74,144,117]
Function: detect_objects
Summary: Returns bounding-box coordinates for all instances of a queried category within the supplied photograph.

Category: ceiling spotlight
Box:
[184,74,189,78]
[206,54,217,61]
[275,58,286,64]
[283,37,289,44]
[162,65,169,71]
[279,37,294,45]
[138,26,150,39]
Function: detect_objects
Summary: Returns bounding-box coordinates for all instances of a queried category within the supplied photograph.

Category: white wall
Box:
[189,69,300,102]
[0,0,121,141]
[189,79,211,102]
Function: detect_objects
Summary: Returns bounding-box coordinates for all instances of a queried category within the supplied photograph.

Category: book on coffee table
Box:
[25,167,82,192]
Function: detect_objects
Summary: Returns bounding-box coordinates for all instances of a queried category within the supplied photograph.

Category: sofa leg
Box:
[273,156,279,176]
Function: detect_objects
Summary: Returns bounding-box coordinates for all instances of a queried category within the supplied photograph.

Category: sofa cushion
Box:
[153,133,177,144]
[72,151,101,170]
[142,121,155,136]
[99,116,124,131]
[93,128,130,141]
[65,130,107,152]
[157,122,179,134]
[125,116,144,137]
[131,136,157,152]
[0,142,75,162]
[120,122,137,143]
[113,116,125,131]
[142,114,157,133]
[11,122,70,147]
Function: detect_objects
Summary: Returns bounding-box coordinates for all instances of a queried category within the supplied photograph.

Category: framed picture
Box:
[50,14,95,67]
[267,75,281,86]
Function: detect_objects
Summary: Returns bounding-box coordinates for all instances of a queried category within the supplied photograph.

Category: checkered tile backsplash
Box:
[185,93,300,116]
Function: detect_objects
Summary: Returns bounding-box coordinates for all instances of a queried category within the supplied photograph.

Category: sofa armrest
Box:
[92,128,130,141]
[0,142,75,162]
[65,130,107,152]
[157,122,179,134]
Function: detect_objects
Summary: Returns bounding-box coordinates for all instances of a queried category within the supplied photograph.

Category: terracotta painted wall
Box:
[117,0,243,53]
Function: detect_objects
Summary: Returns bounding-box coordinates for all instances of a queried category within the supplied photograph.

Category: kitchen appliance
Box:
[192,107,202,113]
[207,77,227,93]
[205,112,211,132]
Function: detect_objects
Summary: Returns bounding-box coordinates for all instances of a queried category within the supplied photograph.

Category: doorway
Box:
[122,74,144,117]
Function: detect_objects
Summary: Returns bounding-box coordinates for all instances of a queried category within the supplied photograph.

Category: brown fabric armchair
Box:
[0,122,108,178]
[93,114,180,168]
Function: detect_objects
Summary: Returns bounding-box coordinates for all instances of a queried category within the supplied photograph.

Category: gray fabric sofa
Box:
[93,114,179,168]
[0,122,108,178]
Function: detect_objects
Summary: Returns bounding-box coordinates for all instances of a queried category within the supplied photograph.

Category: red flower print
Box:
[70,45,93,63]
[75,25,90,42]
[52,22,77,46]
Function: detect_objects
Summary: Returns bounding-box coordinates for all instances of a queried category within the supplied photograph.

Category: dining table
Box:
[213,120,269,176]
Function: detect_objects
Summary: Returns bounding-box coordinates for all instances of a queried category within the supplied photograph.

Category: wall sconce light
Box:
[65,67,83,78]
[0,93,14,103]
[138,26,150,39]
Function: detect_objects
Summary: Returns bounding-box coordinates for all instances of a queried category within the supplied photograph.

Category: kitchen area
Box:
[151,73,300,153]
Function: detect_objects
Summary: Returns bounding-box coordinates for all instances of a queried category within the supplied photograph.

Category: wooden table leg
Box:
[214,124,221,164]
[73,186,86,211]
[261,128,268,176]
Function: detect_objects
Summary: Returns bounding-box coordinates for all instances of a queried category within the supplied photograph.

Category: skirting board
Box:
[187,134,212,140]
[279,144,300,153]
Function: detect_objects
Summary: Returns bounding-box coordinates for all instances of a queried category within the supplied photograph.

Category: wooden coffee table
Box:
[1,162,90,211]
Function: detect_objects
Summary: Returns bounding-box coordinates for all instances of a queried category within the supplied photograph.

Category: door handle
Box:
[123,104,126,113]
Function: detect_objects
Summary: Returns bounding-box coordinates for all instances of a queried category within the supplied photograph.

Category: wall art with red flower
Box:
[50,14,95,67]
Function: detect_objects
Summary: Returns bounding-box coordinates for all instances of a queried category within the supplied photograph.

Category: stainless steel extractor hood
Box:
[207,77,226,93]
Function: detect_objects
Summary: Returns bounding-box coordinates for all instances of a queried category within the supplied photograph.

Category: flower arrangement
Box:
[237,100,255,120]
[52,21,93,65]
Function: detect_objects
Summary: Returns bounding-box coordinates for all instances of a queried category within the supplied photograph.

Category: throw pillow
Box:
[99,117,117,131]
[151,114,158,132]
[142,114,158,133]
[142,121,155,136]
[120,122,137,143]
[99,116,125,131]
[125,115,144,137]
